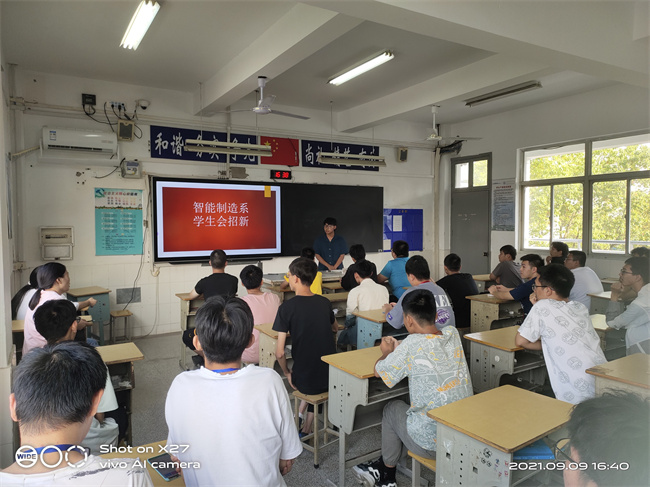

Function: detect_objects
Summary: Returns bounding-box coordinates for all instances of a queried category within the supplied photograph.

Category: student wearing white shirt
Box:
[564,250,604,310]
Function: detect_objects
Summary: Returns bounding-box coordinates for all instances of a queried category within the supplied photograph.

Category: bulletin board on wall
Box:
[95,188,143,255]
[383,209,423,251]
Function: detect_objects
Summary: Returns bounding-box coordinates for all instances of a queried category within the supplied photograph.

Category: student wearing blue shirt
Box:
[313,217,348,271]
[488,254,544,316]
[377,240,410,300]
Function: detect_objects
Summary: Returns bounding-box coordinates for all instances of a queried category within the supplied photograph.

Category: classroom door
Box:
[450,155,491,274]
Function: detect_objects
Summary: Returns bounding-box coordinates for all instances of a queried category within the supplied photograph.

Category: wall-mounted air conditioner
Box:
[40,127,119,165]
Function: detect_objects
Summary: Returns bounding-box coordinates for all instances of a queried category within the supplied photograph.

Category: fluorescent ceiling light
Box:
[185,139,271,151]
[317,151,386,167]
[328,51,394,86]
[185,139,272,157]
[464,81,542,107]
[120,1,160,50]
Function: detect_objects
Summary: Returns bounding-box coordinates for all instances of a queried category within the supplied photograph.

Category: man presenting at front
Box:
[313,217,348,271]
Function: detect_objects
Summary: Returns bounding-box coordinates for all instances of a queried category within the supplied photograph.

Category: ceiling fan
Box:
[426,105,480,142]
[219,76,309,120]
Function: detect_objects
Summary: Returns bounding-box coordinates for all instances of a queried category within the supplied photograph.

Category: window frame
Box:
[519,131,650,256]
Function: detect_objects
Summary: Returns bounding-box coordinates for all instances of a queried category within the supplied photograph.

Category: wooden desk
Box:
[429,385,572,486]
[175,293,205,370]
[586,353,650,399]
[322,347,409,486]
[464,326,545,393]
[68,286,111,345]
[255,322,290,370]
[97,342,144,445]
[590,314,626,360]
[472,274,495,293]
[101,440,185,486]
[322,281,343,292]
[467,294,522,333]
[353,308,388,349]
[588,290,611,314]
[600,277,619,290]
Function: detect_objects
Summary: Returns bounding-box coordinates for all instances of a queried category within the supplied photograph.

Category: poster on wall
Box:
[491,179,515,231]
[383,209,423,251]
[95,188,143,255]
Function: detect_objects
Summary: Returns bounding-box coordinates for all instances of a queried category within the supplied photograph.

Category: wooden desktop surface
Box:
[67,286,111,297]
[472,274,492,282]
[323,291,349,302]
[255,322,278,339]
[586,353,650,390]
[589,313,615,334]
[12,320,24,333]
[323,281,343,290]
[97,342,144,365]
[466,294,511,304]
[101,440,185,486]
[428,385,572,453]
[322,346,382,379]
[588,291,612,300]
[601,277,619,285]
[353,308,386,323]
[464,326,522,352]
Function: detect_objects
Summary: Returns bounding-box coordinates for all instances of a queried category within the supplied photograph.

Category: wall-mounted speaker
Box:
[397,147,408,162]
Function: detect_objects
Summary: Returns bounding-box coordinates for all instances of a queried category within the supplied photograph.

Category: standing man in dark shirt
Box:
[340,244,378,291]
[436,253,479,328]
[313,217,348,271]
[182,249,239,366]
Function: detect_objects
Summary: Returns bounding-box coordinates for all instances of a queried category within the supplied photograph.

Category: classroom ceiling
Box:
[2,0,648,134]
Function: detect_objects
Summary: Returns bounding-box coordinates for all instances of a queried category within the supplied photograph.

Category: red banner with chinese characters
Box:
[260,136,300,166]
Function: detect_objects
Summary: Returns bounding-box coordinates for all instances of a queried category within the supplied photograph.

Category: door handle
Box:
[483,252,488,257]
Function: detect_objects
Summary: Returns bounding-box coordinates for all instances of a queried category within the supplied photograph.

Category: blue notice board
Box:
[383,209,423,251]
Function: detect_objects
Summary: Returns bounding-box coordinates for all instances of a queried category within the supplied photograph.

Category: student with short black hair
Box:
[313,217,348,271]
[239,265,281,364]
[1,341,153,486]
[561,392,649,487]
[436,253,479,328]
[353,290,472,487]
[280,247,323,294]
[489,244,524,289]
[489,253,544,315]
[340,244,378,291]
[166,297,301,486]
[377,240,410,300]
[631,246,650,258]
[516,264,606,404]
[546,241,570,265]
[274,257,337,436]
[564,250,603,309]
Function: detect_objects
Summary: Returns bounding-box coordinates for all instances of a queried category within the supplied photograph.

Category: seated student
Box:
[384,255,456,331]
[488,253,544,316]
[182,249,238,367]
[23,262,97,356]
[631,246,650,258]
[34,300,122,454]
[561,391,649,487]
[339,259,389,348]
[515,264,606,404]
[489,244,524,289]
[313,217,348,271]
[353,290,473,487]
[564,250,604,309]
[340,244,378,291]
[436,253,479,328]
[239,264,281,364]
[165,297,301,487]
[546,241,569,265]
[377,240,410,301]
[11,266,39,320]
[606,256,650,355]
[274,257,337,436]
[280,247,322,294]
[0,341,153,486]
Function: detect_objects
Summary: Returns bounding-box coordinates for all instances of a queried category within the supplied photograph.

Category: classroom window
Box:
[455,162,470,188]
[473,160,488,186]
[521,133,650,255]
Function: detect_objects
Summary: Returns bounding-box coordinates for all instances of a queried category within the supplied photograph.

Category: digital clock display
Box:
[270,170,292,180]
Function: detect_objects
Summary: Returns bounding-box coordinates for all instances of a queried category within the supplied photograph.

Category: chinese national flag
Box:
[260,136,300,166]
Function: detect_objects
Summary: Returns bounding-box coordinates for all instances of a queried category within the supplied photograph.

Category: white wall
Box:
[10,68,436,339]
[446,83,650,278]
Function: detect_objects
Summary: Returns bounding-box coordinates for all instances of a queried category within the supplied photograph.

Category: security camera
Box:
[136,99,151,110]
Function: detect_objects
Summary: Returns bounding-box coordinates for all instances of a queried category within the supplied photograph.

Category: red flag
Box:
[260,136,300,166]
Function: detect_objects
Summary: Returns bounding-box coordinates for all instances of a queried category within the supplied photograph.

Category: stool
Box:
[292,390,338,468]
[408,450,436,487]
[109,310,133,343]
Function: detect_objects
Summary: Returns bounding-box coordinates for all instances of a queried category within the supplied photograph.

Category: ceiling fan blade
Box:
[259,95,275,108]
[442,135,482,141]
[213,108,253,114]
[269,110,310,120]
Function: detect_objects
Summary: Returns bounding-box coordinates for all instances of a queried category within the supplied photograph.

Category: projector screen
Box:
[153,177,281,263]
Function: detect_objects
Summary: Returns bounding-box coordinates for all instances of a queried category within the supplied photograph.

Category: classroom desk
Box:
[429,385,573,486]
[600,277,619,290]
[262,271,344,302]
[472,274,495,293]
[322,347,409,487]
[590,313,626,360]
[353,308,387,349]
[586,353,650,399]
[175,293,205,370]
[466,294,522,333]
[255,322,290,370]
[68,286,111,345]
[101,440,185,486]
[587,290,611,314]
[464,326,546,393]
[97,342,144,445]
[322,281,344,292]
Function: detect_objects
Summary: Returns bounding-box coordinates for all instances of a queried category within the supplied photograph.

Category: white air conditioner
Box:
[42,127,117,154]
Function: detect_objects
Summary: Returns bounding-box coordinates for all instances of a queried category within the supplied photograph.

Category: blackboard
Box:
[281,183,384,256]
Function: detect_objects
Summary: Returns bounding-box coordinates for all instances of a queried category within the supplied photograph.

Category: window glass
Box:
[592,180,627,253]
[592,134,650,175]
[523,186,550,249]
[630,178,650,250]
[473,160,488,187]
[524,144,585,181]
[455,162,469,188]
[552,183,583,250]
